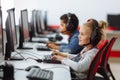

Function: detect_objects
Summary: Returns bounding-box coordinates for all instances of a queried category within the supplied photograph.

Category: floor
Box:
[96,57,120,80]
[109,57,120,80]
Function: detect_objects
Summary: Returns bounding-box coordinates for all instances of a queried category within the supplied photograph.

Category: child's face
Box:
[78,25,92,46]
[60,20,67,34]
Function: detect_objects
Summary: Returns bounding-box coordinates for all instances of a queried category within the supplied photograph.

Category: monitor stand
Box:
[10,56,24,60]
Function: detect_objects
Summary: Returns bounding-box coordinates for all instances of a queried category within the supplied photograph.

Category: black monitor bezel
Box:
[107,14,120,30]
[18,9,32,49]
[30,9,37,37]
[36,10,43,34]
[0,6,4,56]
[5,8,17,60]
[43,11,48,31]
[21,9,31,42]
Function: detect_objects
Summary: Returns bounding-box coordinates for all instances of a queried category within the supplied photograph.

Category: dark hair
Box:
[60,13,79,32]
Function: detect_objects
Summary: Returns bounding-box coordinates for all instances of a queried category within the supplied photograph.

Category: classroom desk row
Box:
[1,49,71,80]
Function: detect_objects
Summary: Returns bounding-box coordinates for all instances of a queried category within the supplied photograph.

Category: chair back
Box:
[100,36,118,67]
[97,40,108,49]
[86,40,108,80]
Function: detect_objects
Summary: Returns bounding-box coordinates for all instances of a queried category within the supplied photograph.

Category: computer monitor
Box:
[107,14,120,30]
[0,7,4,57]
[30,9,37,37]
[21,9,31,42]
[43,11,48,31]
[18,9,31,49]
[5,8,17,59]
[30,10,48,36]
[36,10,43,34]
[36,10,55,33]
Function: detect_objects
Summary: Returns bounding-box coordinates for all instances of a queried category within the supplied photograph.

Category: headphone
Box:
[66,13,75,32]
[87,19,99,45]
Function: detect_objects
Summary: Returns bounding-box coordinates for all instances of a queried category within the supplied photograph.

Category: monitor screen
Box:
[43,11,48,30]
[107,14,120,30]
[5,8,17,59]
[9,9,17,45]
[41,11,47,31]
[30,9,37,37]
[21,9,30,42]
[36,10,43,33]
[0,7,4,57]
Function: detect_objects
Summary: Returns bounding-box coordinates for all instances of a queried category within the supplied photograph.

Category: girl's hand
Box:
[51,55,65,61]
[51,49,68,57]
[52,49,61,55]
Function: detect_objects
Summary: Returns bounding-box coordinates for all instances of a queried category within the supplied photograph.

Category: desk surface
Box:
[4,60,71,80]
[2,49,71,80]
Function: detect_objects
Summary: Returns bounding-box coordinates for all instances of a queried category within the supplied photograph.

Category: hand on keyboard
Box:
[43,55,61,64]
[43,59,61,64]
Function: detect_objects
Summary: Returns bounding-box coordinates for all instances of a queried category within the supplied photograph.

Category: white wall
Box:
[2,0,120,26]
[1,0,14,28]
[0,0,1,6]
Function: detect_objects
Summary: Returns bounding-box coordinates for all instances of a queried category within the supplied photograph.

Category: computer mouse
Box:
[25,65,40,71]
[35,59,43,63]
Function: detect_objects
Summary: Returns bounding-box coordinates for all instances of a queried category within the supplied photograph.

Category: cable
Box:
[14,50,43,60]
[14,63,69,71]
[20,50,44,57]
[21,52,42,59]
[24,57,37,60]
[15,68,24,71]
[15,50,25,58]
[10,50,26,60]
[14,50,44,63]
[43,66,70,71]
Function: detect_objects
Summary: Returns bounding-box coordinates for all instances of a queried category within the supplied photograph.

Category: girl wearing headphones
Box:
[47,13,84,54]
[51,19,108,79]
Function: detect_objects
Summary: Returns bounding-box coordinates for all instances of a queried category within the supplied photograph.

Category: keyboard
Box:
[44,55,52,59]
[27,68,53,80]
[32,37,49,43]
[43,55,61,64]
[32,40,47,43]
[37,46,51,51]
[43,59,61,64]
[17,47,33,49]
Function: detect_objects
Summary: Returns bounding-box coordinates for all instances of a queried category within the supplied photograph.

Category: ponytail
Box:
[98,20,108,40]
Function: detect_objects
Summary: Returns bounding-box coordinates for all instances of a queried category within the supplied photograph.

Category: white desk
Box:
[4,60,71,80]
[13,49,52,60]
[2,49,71,80]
